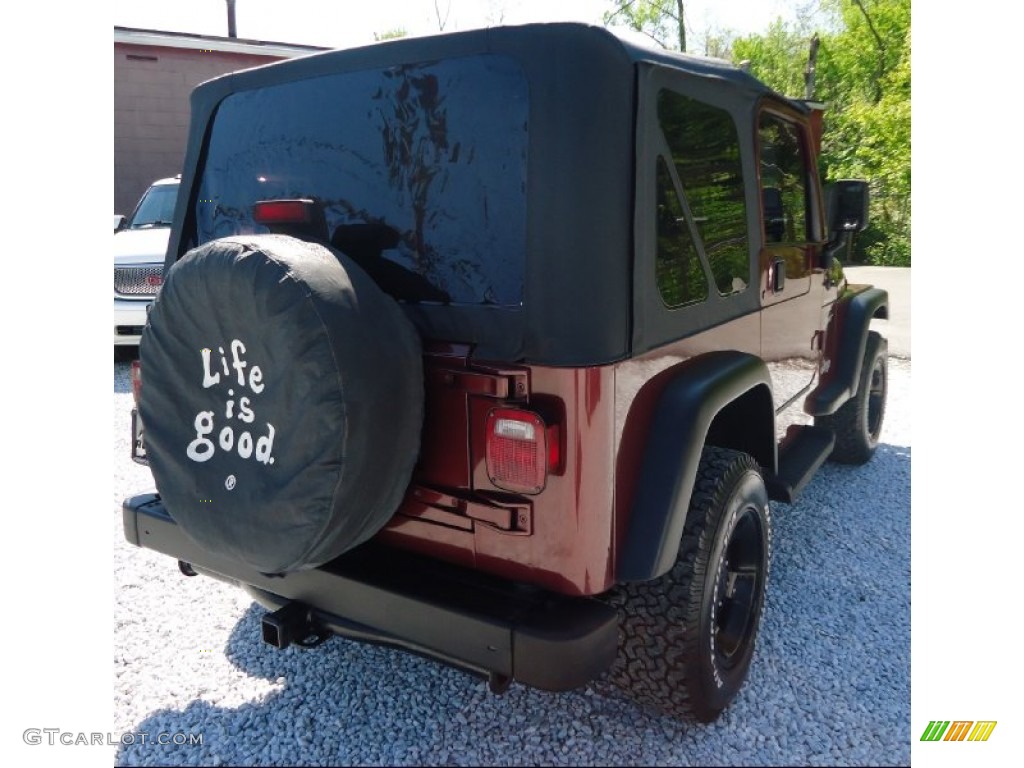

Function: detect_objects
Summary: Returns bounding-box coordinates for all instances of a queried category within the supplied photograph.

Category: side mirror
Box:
[113,214,126,233]
[824,180,870,236]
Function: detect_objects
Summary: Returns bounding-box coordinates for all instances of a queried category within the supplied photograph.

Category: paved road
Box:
[843,266,910,359]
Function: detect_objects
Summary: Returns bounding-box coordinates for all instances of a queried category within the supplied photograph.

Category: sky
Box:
[112,0,817,51]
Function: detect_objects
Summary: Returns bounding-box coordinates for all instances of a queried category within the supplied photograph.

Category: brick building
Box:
[114,26,324,215]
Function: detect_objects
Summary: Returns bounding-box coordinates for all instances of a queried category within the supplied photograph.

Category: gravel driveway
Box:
[113,358,911,767]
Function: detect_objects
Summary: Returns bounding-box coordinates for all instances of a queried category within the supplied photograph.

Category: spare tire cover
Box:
[139,234,423,573]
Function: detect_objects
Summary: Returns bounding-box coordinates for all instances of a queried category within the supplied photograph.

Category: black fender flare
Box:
[809,287,889,417]
[617,351,775,582]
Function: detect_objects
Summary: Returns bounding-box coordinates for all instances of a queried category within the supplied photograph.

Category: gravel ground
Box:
[113,357,911,767]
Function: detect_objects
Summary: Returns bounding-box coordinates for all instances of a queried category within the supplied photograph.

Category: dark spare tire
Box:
[139,234,423,574]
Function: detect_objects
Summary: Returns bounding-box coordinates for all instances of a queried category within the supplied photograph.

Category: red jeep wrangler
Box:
[124,23,888,723]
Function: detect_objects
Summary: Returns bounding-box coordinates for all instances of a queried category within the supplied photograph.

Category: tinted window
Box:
[657,90,749,297]
[655,157,707,307]
[196,55,529,306]
[758,114,809,243]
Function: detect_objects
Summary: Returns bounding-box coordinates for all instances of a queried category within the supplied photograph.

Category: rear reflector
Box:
[253,199,315,225]
[131,360,142,404]
[485,408,548,494]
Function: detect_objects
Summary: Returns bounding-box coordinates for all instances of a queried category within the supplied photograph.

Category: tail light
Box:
[485,408,560,494]
[131,360,142,404]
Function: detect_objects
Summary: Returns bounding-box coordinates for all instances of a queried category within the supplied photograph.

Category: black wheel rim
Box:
[714,507,765,668]
[866,357,886,440]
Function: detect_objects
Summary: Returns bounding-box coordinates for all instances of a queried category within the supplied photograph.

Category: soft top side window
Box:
[655,90,750,305]
[654,156,708,308]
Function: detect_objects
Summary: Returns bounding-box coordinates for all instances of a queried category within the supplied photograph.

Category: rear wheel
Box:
[817,330,887,464]
[601,446,772,722]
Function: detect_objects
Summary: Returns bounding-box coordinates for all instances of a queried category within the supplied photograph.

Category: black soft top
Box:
[168,23,792,366]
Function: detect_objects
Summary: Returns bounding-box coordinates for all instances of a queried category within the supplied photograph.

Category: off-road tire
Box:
[817,330,887,464]
[600,446,772,722]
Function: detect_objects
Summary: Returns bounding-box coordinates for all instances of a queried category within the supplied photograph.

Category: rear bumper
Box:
[122,493,619,692]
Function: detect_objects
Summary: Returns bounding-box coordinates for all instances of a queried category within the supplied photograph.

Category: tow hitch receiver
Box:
[261,601,330,650]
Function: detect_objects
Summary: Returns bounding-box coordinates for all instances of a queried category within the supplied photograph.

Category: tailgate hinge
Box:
[440,367,528,400]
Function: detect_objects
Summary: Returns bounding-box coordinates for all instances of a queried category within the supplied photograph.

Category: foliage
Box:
[732,1,910,265]
[373,27,407,42]
[817,0,911,266]
[605,0,911,266]
[604,1,686,51]
[731,20,809,99]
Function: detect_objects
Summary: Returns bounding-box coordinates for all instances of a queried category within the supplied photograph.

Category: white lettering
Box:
[231,339,248,386]
[256,423,276,465]
[186,411,216,462]
[201,348,221,388]
[192,340,274,466]
[238,397,254,424]
[249,366,264,394]
[237,431,253,459]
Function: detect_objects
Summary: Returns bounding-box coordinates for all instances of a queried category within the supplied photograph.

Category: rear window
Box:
[195,54,529,306]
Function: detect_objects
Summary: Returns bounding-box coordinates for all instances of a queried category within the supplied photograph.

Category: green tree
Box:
[730,2,910,265]
[816,0,911,265]
[604,1,687,51]
[732,19,809,98]
[602,1,910,265]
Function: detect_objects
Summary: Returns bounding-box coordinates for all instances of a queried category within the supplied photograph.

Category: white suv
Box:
[114,176,179,347]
